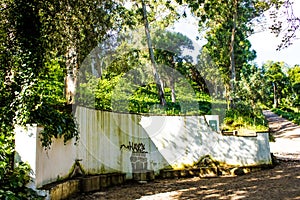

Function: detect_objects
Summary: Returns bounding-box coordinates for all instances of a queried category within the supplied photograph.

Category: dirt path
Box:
[72,160,300,200]
[263,110,300,160]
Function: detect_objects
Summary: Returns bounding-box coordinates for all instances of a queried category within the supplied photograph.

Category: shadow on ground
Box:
[263,110,300,139]
[71,160,300,200]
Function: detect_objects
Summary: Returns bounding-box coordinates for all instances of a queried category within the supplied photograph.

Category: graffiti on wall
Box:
[120,141,148,153]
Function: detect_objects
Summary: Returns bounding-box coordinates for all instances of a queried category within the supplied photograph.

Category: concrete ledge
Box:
[99,174,111,188]
[132,170,155,181]
[44,179,80,200]
[159,169,199,179]
[43,173,126,199]
[159,164,274,180]
[79,175,101,193]
[111,172,126,186]
[79,173,126,193]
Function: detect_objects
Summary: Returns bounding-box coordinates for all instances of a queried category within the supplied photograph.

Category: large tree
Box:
[127,0,180,106]
[38,0,127,104]
[0,0,127,144]
[202,0,261,107]
[288,65,300,110]
[152,30,194,103]
[235,64,268,107]
[0,1,127,196]
[176,0,299,107]
[77,0,181,108]
[263,61,289,108]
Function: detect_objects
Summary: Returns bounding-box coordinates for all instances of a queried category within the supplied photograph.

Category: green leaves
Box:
[287,65,300,109]
[198,1,260,100]
[0,134,43,199]
[223,102,268,131]
[272,108,300,125]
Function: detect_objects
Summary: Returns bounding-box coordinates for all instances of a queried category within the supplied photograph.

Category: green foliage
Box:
[31,105,79,148]
[0,55,75,196]
[38,58,66,104]
[235,64,268,106]
[76,27,214,115]
[8,57,79,148]
[0,0,125,197]
[237,61,293,110]
[0,136,43,199]
[287,65,300,109]
[288,65,300,84]
[222,102,268,131]
[95,74,124,111]
[272,108,300,125]
[77,71,213,115]
[262,61,290,108]
[1,1,82,146]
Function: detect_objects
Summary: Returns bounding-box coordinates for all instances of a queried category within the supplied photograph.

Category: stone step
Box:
[42,173,126,199]
[159,164,274,180]
[132,170,155,181]
[159,168,204,179]
[79,173,126,193]
[42,179,80,200]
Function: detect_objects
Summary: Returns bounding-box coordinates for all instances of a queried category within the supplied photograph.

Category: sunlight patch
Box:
[137,191,180,200]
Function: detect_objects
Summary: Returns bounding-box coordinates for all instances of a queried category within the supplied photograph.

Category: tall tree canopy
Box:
[0,0,128,144]
[263,61,289,108]
[176,0,265,106]
[287,65,300,109]
[0,0,128,196]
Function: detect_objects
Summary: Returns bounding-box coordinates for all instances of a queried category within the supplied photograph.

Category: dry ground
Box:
[72,159,300,200]
[263,110,300,160]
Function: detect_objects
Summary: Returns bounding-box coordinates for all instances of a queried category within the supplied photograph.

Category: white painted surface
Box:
[75,108,168,177]
[76,107,271,172]
[15,106,272,188]
[15,125,76,188]
[15,124,38,181]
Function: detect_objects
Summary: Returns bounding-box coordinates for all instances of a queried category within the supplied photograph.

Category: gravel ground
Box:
[263,110,300,160]
[71,159,300,200]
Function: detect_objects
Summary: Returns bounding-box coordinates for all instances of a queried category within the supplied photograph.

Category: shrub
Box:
[272,108,300,125]
[222,102,268,131]
[0,136,43,199]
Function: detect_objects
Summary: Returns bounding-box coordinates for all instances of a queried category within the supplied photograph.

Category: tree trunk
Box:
[170,56,176,103]
[141,0,166,106]
[229,0,237,108]
[65,46,78,104]
[170,69,176,103]
[273,82,278,108]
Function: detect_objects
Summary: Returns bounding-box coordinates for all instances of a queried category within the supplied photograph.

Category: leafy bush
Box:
[77,74,214,115]
[222,102,268,131]
[0,136,43,199]
[0,56,77,198]
[12,58,79,148]
[272,108,300,125]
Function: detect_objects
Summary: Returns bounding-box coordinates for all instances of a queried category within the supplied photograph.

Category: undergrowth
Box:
[222,102,268,131]
[272,107,300,125]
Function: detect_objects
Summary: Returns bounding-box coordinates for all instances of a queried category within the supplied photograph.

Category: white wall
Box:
[75,107,168,177]
[15,106,272,188]
[75,106,271,174]
[139,115,271,168]
[15,125,76,188]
